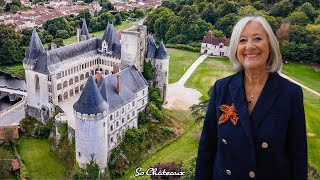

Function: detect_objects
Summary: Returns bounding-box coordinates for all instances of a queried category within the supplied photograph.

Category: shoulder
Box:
[276,73,303,97]
[214,72,239,89]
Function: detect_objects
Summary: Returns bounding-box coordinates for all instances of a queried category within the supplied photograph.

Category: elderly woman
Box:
[195,16,307,180]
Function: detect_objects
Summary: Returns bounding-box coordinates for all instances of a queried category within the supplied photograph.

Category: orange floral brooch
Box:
[219,103,239,125]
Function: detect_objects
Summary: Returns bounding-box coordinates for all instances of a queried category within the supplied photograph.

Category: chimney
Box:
[113,65,119,74]
[95,71,102,83]
[116,74,121,94]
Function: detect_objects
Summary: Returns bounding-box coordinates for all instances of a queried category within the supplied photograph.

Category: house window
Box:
[219,45,223,48]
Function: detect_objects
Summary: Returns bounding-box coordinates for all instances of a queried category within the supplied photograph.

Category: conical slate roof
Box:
[146,35,157,59]
[80,20,90,39]
[23,29,45,65]
[155,41,168,59]
[73,76,109,114]
[101,24,118,52]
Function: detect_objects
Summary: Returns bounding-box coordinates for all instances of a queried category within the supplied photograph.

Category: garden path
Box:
[164,54,207,110]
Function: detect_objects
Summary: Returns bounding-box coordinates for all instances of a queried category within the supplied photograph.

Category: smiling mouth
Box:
[245,54,259,58]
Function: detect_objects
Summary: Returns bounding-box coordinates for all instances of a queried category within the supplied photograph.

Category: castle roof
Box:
[80,20,90,39]
[155,41,168,59]
[112,42,121,59]
[23,29,45,66]
[202,30,228,46]
[99,65,147,112]
[101,24,119,52]
[73,75,109,114]
[146,35,156,59]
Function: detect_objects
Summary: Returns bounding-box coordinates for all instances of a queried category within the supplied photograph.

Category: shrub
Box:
[146,102,163,122]
[166,44,200,52]
[181,156,197,180]
[143,61,153,80]
[138,112,148,125]
[34,125,51,138]
[151,162,182,180]
[20,116,40,136]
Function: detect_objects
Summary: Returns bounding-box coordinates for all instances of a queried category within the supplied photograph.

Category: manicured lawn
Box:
[122,109,197,179]
[0,63,25,79]
[167,48,201,84]
[18,137,66,179]
[303,90,320,169]
[282,63,320,93]
[62,21,139,46]
[185,57,234,101]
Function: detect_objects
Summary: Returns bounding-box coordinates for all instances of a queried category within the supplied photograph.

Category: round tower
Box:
[73,76,109,170]
[154,41,169,101]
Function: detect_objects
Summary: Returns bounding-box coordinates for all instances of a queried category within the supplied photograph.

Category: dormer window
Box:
[102,40,108,53]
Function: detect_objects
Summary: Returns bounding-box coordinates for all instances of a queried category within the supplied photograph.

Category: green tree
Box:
[55,29,70,39]
[88,17,101,32]
[200,3,218,25]
[85,156,100,179]
[98,12,115,28]
[298,2,318,22]
[284,11,310,26]
[133,8,145,18]
[44,34,53,43]
[215,0,239,18]
[138,112,148,125]
[43,17,72,38]
[238,5,259,17]
[143,61,153,80]
[269,0,293,17]
[52,38,64,47]
[145,7,174,33]
[76,9,91,25]
[0,39,20,64]
[215,13,240,37]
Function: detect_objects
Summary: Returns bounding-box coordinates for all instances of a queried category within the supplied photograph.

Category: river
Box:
[0,73,26,111]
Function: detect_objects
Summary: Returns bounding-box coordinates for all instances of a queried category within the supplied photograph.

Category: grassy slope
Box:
[18,137,66,179]
[185,57,234,101]
[282,63,320,93]
[0,63,25,79]
[122,109,197,179]
[167,48,201,84]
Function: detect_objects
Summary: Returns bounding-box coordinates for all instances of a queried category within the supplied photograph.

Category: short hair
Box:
[228,16,282,72]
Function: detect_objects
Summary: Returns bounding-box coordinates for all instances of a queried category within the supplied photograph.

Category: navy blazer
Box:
[195,71,307,180]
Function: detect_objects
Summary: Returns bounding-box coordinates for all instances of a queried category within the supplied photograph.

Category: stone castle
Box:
[22,21,169,169]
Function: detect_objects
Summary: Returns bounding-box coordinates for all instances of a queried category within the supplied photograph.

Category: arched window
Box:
[75,76,79,83]
[80,74,84,80]
[63,81,68,88]
[80,85,84,91]
[58,95,62,102]
[69,78,73,85]
[85,72,89,78]
[64,92,68,100]
[57,83,62,90]
[75,87,79,94]
[35,74,40,90]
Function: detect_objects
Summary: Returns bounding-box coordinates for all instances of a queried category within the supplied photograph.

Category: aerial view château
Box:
[22,21,169,169]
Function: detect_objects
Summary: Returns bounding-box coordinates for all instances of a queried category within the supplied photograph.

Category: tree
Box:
[215,1,239,18]
[43,17,72,38]
[55,29,70,39]
[200,3,218,25]
[88,17,100,32]
[0,39,20,64]
[98,12,115,28]
[85,155,100,179]
[138,112,147,125]
[276,23,290,42]
[269,0,294,17]
[76,9,91,25]
[52,38,64,47]
[238,5,258,17]
[215,13,240,37]
[133,8,145,19]
[299,2,318,22]
[284,11,310,26]
[143,61,153,80]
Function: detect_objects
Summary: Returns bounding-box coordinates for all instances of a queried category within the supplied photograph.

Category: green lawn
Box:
[303,90,320,169]
[282,63,320,93]
[62,21,139,46]
[18,137,66,179]
[122,109,198,179]
[185,57,234,101]
[0,63,25,79]
[167,48,201,84]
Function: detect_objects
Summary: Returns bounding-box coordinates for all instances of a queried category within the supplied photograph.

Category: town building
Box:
[201,30,229,57]
[22,22,169,169]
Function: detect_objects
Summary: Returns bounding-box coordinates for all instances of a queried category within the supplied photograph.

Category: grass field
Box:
[167,48,201,84]
[62,21,139,46]
[122,109,198,179]
[185,57,234,101]
[282,63,320,93]
[18,137,66,179]
[0,63,25,79]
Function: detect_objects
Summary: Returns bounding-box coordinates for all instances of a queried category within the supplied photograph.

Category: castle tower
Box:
[23,29,51,123]
[77,20,90,42]
[73,76,109,170]
[153,41,169,101]
[101,24,119,53]
[146,35,157,62]
[120,25,147,71]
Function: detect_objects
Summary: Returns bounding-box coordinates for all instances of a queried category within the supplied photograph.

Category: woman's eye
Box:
[254,37,262,41]
[239,39,247,43]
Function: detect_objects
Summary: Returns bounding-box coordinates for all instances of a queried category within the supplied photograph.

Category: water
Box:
[0,74,26,111]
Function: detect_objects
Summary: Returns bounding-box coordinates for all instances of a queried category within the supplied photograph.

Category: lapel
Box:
[251,72,280,128]
[229,71,254,146]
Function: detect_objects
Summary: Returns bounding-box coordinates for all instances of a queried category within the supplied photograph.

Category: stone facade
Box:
[201,30,229,57]
[23,23,168,170]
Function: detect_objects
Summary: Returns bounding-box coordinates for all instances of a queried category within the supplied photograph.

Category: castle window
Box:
[68,69,70,75]
[63,81,68,88]
[35,74,40,90]
[85,72,89,78]
[128,104,130,109]
[103,122,105,126]
[75,76,79,83]
[142,99,145,105]
[110,125,113,131]
[142,90,145,95]
[116,111,119,117]
[116,121,119,127]
[71,68,73,74]
[49,96,53,103]
[69,79,73,85]
[78,152,81,157]
[48,85,52,93]
[127,114,130,120]
[62,71,64,77]
[132,111,135,117]
[57,73,61,79]
[80,74,84,80]
[122,108,124,114]
[122,118,124,123]
[111,137,114,143]
[110,115,113,120]
[132,101,135,107]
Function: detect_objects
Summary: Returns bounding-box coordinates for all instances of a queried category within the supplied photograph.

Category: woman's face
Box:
[237,21,270,71]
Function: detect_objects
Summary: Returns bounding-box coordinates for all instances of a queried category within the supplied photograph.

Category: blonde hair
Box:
[228,16,282,72]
